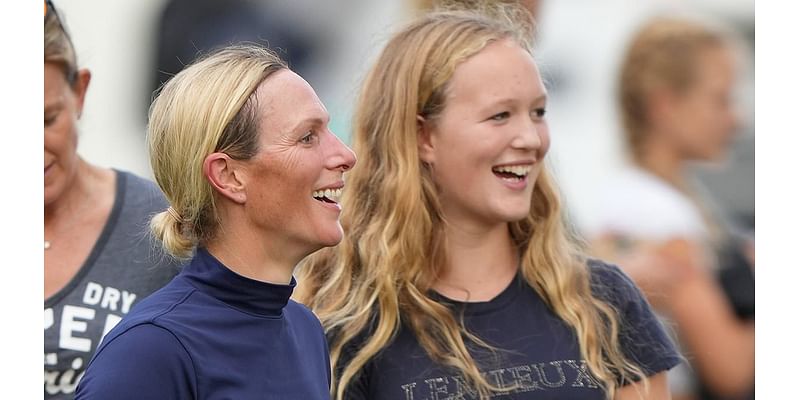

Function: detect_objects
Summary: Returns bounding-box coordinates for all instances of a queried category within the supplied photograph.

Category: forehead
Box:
[695,47,736,81]
[255,69,328,133]
[445,39,545,107]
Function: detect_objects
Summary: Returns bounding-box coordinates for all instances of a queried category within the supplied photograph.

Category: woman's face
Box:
[240,70,356,252]
[661,46,739,162]
[44,63,89,207]
[420,38,550,230]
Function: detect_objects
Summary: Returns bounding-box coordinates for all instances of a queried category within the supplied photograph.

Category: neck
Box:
[45,159,112,225]
[434,219,519,302]
[205,211,303,285]
[636,132,687,191]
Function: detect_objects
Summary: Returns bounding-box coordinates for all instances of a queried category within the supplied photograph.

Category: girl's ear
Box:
[417,115,437,164]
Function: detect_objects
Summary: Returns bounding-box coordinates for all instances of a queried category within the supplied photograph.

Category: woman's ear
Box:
[647,86,679,129]
[417,115,436,164]
[203,152,247,204]
[73,68,91,118]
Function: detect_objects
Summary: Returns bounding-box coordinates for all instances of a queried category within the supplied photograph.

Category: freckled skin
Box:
[423,39,550,231]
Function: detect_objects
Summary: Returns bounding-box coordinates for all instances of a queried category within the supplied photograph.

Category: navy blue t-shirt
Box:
[75,247,331,399]
[340,260,681,399]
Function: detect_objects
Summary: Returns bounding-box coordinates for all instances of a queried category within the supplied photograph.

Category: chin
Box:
[495,201,532,222]
[315,227,344,248]
[44,184,64,208]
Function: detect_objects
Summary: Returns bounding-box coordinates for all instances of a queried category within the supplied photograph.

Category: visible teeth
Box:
[312,188,343,202]
[492,165,531,176]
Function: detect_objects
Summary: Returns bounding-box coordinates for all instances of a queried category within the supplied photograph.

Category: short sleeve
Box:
[588,260,682,378]
[75,323,197,399]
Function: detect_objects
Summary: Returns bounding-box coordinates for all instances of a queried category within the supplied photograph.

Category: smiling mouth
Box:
[491,164,531,181]
[312,188,342,204]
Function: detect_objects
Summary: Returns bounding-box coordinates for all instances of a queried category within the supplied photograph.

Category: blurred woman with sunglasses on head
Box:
[44,1,179,398]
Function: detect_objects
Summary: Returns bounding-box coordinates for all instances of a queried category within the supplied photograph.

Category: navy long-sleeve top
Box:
[75,247,331,399]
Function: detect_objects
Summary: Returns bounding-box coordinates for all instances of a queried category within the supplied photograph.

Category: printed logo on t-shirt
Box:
[44,281,139,396]
[399,359,602,399]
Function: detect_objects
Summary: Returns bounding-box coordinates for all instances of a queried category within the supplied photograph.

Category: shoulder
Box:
[116,169,160,192]
[587,258,652,319]
[114,169,169,212]
[587,259,638,300]
[587,259,682,374]
[76,322,197,399]
[85,281,197,367]
[587,168,706,240]
[286,300,325,332]
[105,170,182,271]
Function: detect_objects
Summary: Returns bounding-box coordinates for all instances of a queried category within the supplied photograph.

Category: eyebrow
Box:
[497,93,548,105]
[287,113,330,134]
[44,101,64,114]
[482,93,548,111]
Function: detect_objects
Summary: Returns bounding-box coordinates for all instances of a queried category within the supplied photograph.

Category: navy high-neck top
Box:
[75,248,331,399]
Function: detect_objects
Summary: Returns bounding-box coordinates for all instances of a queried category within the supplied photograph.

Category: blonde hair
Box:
[618,17,729,162]
[44,0,78,85]
[147,45,287,259]
[295,6,646,399]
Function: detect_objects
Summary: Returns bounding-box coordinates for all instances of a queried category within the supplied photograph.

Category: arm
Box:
[666,265,754,396]
[616,371,670,400]
[75,324,196,399]
[592,236,754,397]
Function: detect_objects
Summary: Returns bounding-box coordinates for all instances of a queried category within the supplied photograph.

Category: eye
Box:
[489,111,510,121]
[44,114,58,128]
[531,108,546,119]
[299,131,317,145]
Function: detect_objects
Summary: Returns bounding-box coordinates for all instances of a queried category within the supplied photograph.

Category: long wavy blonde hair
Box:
[295,5,647,399]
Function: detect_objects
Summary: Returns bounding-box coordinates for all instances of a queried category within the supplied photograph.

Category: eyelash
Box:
[44,114,57,127]
[489,108,547,122]
[299,131,318,145]
[490,112,510,121]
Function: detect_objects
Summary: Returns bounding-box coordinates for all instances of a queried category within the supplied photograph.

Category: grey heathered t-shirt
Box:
[44,170,182,399]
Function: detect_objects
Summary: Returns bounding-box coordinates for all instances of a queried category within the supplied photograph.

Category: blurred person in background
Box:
[413,0,542,21]
[587,16,754,400]
[296,4,680,399]
[151,0,318,99]
[76,44,356,399]
[44,1,179,397]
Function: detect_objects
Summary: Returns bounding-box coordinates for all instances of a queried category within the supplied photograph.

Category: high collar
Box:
[182,247,295,317]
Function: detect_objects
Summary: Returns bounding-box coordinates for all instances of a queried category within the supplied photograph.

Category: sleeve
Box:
[75,324,196,400]
[588,260,683,378]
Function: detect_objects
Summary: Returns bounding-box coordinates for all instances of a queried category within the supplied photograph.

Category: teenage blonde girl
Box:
[296,5,680,400]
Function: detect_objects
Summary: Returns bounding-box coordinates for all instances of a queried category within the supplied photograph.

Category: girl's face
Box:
[419,38,550,231]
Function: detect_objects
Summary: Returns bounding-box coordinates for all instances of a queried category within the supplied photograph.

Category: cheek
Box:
[539,124,552,156]
[45,116,79,157]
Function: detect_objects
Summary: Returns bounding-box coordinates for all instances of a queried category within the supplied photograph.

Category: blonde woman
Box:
[295,6,680,400]
[44,1,179,397]
[588,17,754,399]
[75,44,356,399]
